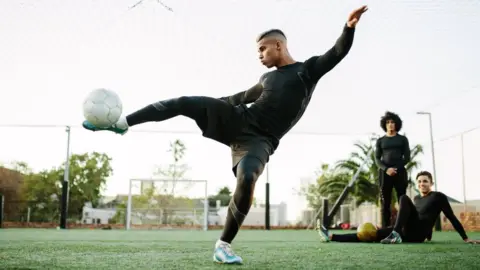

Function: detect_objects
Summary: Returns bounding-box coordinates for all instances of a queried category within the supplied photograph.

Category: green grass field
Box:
[1,229,479,269]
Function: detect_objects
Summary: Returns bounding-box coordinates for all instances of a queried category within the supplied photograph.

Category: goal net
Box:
[126,179,208,230]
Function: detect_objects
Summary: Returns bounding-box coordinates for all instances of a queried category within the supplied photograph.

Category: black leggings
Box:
[220,156,265,243]
[379,168,408,227]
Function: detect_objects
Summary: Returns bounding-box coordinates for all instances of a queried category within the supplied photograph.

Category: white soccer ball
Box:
[83,88,123,128]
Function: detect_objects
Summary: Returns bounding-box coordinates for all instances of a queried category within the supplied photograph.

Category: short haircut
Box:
[380,111,403,132]
[256,29,287,42]
[416,171,433,182]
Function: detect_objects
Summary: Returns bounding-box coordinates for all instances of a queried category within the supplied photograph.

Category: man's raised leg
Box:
[83,96,238,139]
[213,156,265,265]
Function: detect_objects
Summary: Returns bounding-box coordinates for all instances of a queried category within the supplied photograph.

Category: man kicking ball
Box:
[82,5,368,264]
[317,171,479,244]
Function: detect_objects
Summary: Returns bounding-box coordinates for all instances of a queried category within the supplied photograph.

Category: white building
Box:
[82,203,117,224]
[216,202,288,226]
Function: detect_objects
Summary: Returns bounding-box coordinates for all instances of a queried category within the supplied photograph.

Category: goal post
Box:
[126,179,209,231]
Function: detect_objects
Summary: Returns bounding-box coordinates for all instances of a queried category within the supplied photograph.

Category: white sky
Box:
[1,0,479,221]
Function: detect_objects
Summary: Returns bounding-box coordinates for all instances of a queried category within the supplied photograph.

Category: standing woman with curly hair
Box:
[375,111,411,228]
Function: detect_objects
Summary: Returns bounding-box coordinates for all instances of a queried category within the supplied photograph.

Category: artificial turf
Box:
[0,229,479,269]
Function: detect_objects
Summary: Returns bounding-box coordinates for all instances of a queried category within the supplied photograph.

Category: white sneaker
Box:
[212,240,243,265]
[82,115,129,135]
[316,219,330,242]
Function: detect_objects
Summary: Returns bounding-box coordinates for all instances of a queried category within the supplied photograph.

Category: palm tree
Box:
[316,164,353,205]
[319,169,380,208]
[300,164,352,215]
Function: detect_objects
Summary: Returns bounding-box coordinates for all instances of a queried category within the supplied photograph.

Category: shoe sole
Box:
[213,261,243,265]
[381,239,402,244]
[213,255,243,265]
[82,124,127,135]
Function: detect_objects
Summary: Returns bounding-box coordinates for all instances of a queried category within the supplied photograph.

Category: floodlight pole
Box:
[60,126,71,229]
[460,134,468,214]
[265,164,270,230]
[416,112,441,231]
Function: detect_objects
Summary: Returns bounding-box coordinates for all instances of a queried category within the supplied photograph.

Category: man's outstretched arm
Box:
[439,193,469,241]
[305,5,367,82]
[305,25,355,82]
[219,83,264,106]
[440,193,480,244]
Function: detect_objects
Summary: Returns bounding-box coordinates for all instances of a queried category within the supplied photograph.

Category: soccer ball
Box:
[83,88,123,128]
[356,222,377,242]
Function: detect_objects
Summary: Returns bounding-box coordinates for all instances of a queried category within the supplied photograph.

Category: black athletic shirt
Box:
[220,24,355,150]
[414,191,468,240]
[375,134,410,171]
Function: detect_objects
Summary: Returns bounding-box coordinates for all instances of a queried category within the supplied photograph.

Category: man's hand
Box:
[386,167,397,176]
[465,239,480,244]
[347,5,368,28]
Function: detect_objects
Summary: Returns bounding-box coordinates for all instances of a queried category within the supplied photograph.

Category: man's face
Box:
[417,175,433,194]
[257,40,280,68]
[386,119,396,132]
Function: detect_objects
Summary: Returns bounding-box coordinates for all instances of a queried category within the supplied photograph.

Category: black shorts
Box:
[230,124,274,175]
[191,97,244,145]
[192,97,274,172]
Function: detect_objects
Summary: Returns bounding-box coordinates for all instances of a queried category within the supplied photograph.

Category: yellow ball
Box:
[357,222,377,242]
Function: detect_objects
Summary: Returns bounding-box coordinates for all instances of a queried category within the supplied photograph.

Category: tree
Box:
[154,139,189,194]
[153,139,192,224]
[21,169,63,222]
[62,152,113,220]
[299,164,352,215]
[218,187,231,195]
[208,186,232,208]
[20,152,113,222]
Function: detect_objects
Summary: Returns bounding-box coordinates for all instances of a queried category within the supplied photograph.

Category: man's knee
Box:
[236,157,264,186]
[237,167,260,187]
[398,195,414,210]
[399,194,410,205]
